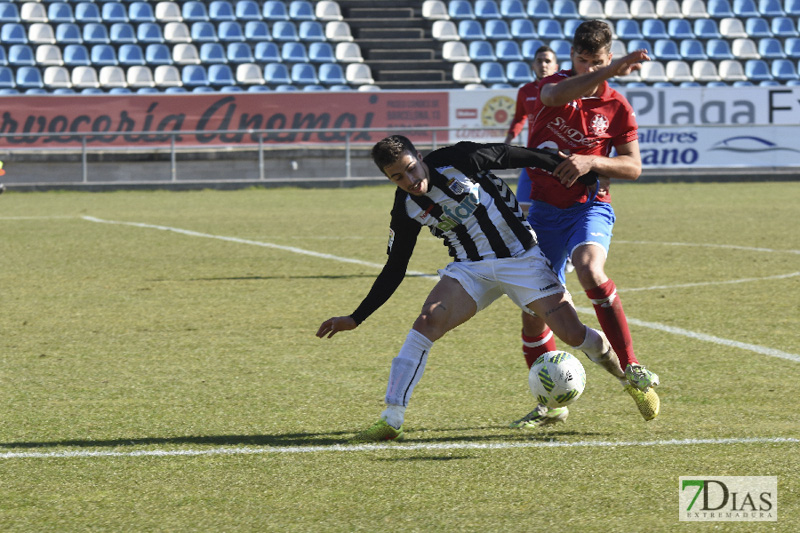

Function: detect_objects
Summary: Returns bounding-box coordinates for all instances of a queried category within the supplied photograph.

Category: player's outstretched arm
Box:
[316,316,358,339]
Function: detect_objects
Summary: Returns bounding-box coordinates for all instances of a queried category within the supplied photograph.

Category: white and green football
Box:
[528,351,587,408]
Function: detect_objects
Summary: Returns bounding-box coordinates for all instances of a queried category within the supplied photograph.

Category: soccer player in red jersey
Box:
[509,20,662,429]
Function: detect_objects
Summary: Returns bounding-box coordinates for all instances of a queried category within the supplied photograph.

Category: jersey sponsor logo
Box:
[590,114,610,136]
[436,183,480,232]
[446,177,467,195]
[547,116,599,147]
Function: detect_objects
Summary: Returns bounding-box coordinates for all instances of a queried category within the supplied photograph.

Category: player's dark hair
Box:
[572,20,613,55]
[534,45,555,58]
[371,135,417,173]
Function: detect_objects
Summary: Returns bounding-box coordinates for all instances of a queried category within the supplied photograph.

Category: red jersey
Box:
[527,70,639,209]
[506,80,543,149]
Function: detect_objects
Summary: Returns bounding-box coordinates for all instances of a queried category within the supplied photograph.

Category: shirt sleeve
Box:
[506,86,528,139]
[349,192,421,325]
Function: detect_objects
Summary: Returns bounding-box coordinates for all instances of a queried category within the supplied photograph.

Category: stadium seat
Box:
[129,2,156,23]
[127,65,155,88]
[119,44,146,66]
[244,21,270,41]
[538,19,565,40]
[318,62,347,85]
[154,65,182,87]
[453,62,482,84]
[9,44,34,67]
[155,2,183,22]
[199,42,226,63]
[759,0,786,15]
[563,19,583,38]
[182,65,209,87]
[191,22,218,42]
[91,44,117,66]
[281,42,308,62]
[578,0,605,17]
[346,63,374,85]
[247,85,271,93]
[470,40,496,61]
[628,39,652,54]
[611,40,627,58]
[510,19,537,40]
[289,1,316,21]
[733,0,759,16]
[316,1,343,21]
[334,42,363,62]
[550,38,572,60]
[99,66,127,88]
[274,84,299,92]
[442,41,470,62]
[745,17,772,37]
[100,3,127,24]
[668,19,695,39]
[16,66,43,89]
[48,3,75,24]
[83,23,110,45]
[0,65,14,89]
[75,3,101,23]
[236,63,263,84]
[707,39,734,59]
[0,46,6,67]
[272,21,299,41]
[44,66,71,89]
[771,17,799,37]
[164,22,191,43]
[208,1,236,21]
[617,20,644,39]
[299,21,325,42]
[264,0,290,21]
[630,0,658,17]
[264,62,292,84]
[706,0,734,17]
[54,23,81,45]
[521,39,547,60]
[500,0,526,18]
[692,60,720,81]
[146,44,173,66]
[506,61,533,84]
[718,59,748,80]
[137,23,164,44]
[449,0,476,19]
[641,61,669,82]
[458,20,486,40]
[255,42,281,62]
[64,44,90,67]
[227,42,254,63]
[771,58,799,80]
[219,21,246,42]
[475,0,502,19]
[681,40,708,60]
[2,23,28,44]
[0,3,20,24]
[71,66,99,88]
[759,38,786,58]
[643,19,669,40]
[35,44,62,66]
[29,23,56,45]
[304,41,334,63]
[745,59,772,81]
[182,2,209,22]
[786,0,800,14]
[479,61,508,84]
[208,63,235,86]
[682,0,710,17]
[173,43,200,65]
[654,39,681,60]
[110,23,136,44]
[422,1,449,20]
[720,18,748,38]
[656,0,684,17]
[694,19,721,39]
[732,38,759,58]
[432,20,459,41]
[605,0,632,18]
[485,20,512,40]
[496,40,523,61]
[786,38,800,58]
[529,0,555,17]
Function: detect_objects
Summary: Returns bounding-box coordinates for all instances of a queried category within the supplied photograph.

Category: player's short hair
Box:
[534,45,555,58]
[371,135,417,173]
[572,20,613,55]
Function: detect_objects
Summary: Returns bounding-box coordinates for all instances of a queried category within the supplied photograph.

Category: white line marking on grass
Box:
[615,240,800,256]
[82,216,799,362]
[620,271,800,293]
[1,436,797,460]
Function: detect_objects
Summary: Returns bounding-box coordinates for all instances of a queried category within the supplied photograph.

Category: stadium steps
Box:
[335,0,457,89]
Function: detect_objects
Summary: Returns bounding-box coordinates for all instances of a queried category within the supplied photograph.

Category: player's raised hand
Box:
[608,49,650,77]
[316,316,357,338]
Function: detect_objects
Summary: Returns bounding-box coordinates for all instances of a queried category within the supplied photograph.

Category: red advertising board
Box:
[0,91,449,148]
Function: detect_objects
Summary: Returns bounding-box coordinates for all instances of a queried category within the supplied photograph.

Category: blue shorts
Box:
[527,199,616,284]
[516,168,531,204]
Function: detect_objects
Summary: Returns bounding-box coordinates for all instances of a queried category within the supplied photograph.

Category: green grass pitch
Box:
[0,182,798,531]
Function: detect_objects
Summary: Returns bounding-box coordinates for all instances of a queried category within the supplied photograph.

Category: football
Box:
[528,351,587,408]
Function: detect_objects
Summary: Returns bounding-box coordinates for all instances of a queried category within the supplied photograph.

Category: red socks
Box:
[585,279,638,368]
[521,327,557,369]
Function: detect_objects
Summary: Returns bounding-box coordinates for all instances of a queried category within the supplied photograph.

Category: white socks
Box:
[382,329,433,428]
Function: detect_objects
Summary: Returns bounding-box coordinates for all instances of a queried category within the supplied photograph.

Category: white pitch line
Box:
[1,436,797,460]
[615,239,800,256]
[620,271,800,293]
[82,216,799,362]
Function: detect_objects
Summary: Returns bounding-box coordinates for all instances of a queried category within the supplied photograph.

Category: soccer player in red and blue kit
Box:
[509,20,662,429]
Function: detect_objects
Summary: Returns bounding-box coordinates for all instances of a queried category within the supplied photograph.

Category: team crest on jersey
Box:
[590,114,610,136]
[446,177,467,195]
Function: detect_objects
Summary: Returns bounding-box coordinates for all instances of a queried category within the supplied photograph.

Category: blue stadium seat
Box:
[787,0,800,14]
[693,19,721,39]
[733,0,759,16]
[308,42,335,63]
[745,17,773,37]
[786,37,800,58]
[289,1,316,21]
[191,22,218,42]
[479,61,508,84]
[219,21,246,42]
[563,18,582,39]
[291,62,318,84]
[263,0,291,21]
[182,64,209,86]
[48,3,75,23]
[771,58,799,80]
[64,44,90,66]
[244,21,271,41]
[654,39,682,61]
[706,39,734,59]
[0,46,6,66]
[521,39,546,60]
[550,38,571,60]
[449,0,476,19]
[101,2,127,23]
[475,0,502,19]
[255,42,281,62]
[0,66,14,88]
[506,61,533,84]
[75,3,101,23]
[281,42,308,62]
[264,62,292,84]
[668,19,695,39]
[485,20,512,40]
[759,0,786,15]
[8,44,34,66]
[707,0,735,16]
[302,84,325,91]
[247,85,272,93]
[458,20,486,40]
[552,0,580,18]
[208,64,235,86]
[496,40,523,61]
[200,42,226,63]
[617,20,644,40]
[274,84,299,92]
[681,39,708,60]
[119,44,146,66]
[110,23,136,44]
[501,0,527,18]
[0,3,20,24]
[83,23,110,44]
[469,40,497,61]
[318,63,347,85]
[129,2,156,23]
[758,38,785,58]
[209,1,236,22]
[146,44,173,65]
[271,21,299,41]
[510,19,537,40]
[137,23,164,44]
[219,85,244,93]
[527,0,553,17]
[91,44,117,66]
[1,23,27,44]
[771,17,799,37]
[538,19,564,40]
[299,21,325,41]
[227,42,254,63]
[745,59,772,80]
[182,2,208,22]
[16,66,43,89]
[627,39,652,54]
[642,19,669,40]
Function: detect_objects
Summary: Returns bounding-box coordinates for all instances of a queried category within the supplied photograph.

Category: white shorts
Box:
[438,246,567,314]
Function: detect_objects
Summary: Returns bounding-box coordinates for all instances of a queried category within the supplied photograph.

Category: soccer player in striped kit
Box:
[510,20,661,430]
[317,135,617,442]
